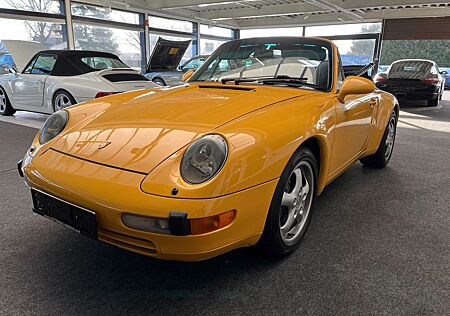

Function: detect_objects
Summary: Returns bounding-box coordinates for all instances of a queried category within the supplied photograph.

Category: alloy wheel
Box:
[0,89,6,112]
[54,93,72,111]
[279,160,314,246]
[384,116,396,160]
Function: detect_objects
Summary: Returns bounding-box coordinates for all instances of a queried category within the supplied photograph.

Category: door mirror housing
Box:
[182,69,194,82]
[338,76,376,103]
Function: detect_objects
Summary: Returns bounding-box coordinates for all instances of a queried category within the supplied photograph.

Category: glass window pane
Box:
[0,0,63,14]
[149,34,194,64]
[0,18,67,54]
[200,24,233,38]
[240,27,303,38]
[31,54,57,74]
[149,16,193,33]
[380,40,450,70]
[81,56,128,70]
[200,39,227,55]
[333,39,376,66]
[305,23,381,37]
[71,3,140,25]
[73,23,143,71]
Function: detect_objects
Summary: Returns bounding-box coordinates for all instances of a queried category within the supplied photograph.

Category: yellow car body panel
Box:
[22,39,398,261]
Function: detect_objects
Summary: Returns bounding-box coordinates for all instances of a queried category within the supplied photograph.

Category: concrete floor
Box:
[0,92,449,315]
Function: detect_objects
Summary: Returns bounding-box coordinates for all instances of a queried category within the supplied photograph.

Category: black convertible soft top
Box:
[25,50,127,76]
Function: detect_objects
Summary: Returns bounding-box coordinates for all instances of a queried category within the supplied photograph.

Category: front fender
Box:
[140,94,335,199]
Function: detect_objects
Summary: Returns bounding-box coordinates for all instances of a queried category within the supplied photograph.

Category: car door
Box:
[329,64,377,174]
[11,54,57,108]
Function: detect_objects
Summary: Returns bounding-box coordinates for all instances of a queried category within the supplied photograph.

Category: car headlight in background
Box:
[39,110,68,144]
[181,134,228,184]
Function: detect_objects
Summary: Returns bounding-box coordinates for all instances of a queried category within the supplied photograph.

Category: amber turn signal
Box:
[190,210,236,235]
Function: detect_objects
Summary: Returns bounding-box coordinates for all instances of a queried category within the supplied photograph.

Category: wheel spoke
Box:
[280,208,296,234]
[281,191,296,209]
[292,168,303,194]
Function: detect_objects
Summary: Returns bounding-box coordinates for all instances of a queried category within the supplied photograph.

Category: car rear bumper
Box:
[22,148,276,261]
[376,82,440,100]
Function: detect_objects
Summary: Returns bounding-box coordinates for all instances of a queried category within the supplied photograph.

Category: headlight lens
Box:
[39,110,68,144]
[181,134,228,184]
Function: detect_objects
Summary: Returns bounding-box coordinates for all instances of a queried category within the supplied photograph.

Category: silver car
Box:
[145,37,208,86]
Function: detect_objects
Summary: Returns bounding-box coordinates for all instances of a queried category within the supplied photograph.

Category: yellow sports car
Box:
[19,37,398,261]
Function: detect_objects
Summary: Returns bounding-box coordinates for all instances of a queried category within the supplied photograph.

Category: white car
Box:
[0,40,157,116]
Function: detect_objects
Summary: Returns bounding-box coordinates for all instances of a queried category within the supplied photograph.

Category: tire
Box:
[360,111,397,168]
[427,95,439,107]
[152,78,166,86]
[53,90,76,112]
[0,86,15,116]
[258,147,318,257]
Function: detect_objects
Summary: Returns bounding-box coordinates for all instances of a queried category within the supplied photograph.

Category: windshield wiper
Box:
[221,75,308,85]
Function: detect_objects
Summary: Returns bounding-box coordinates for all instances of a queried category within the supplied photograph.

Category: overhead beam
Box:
[236,6,450,29]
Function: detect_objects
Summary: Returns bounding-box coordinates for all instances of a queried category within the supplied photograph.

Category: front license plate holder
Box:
[31,189,98,239]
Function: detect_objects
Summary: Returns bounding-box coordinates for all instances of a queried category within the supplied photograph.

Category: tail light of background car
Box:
[95,92,119,98]
[421,77,439,84]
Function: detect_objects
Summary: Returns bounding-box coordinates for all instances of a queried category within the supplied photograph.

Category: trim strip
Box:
[49,148,147,175]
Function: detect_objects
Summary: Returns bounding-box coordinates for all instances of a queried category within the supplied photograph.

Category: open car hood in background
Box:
[0,40,49,72]
[146,37,191,72]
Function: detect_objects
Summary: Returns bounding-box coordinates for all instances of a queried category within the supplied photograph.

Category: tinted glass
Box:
[31,55,57,74]
[182,57,207,71]
[388,61,432,79]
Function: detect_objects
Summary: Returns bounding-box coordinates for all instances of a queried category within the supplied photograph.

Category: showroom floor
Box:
[1,93,449,315]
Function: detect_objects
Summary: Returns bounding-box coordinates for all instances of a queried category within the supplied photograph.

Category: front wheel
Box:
[53,90,76,112]
[0,86,15,116]
[360,111,397,168]
[258,147,317,257]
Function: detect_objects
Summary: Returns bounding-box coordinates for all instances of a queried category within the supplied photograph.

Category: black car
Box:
[374,59,446,106]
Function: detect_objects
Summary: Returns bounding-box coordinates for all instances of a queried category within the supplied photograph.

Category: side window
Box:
[31,55,57,75]
[23,55,38,74]
[336,56,345,91]
[181,59,195,71]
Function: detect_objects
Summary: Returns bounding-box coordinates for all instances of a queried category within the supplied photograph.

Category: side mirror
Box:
[440,71,448,75]
[338,76,376,103]
[182,69,194,82]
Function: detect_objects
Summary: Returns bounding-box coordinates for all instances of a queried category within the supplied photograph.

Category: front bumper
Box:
[22,148,277,261]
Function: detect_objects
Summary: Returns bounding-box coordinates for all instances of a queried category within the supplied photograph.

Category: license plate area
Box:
[31,189,98,239]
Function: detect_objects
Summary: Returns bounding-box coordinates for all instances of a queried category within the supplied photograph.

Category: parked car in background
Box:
[440,67,450,89]
[145,37,208,86]
[374,59,446,106]
[0,40,156,116]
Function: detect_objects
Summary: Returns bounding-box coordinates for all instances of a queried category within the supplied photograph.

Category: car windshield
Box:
[80,56,128,70]
[190,37,333,90]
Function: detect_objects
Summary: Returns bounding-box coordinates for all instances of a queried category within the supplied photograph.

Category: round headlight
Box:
[39,110,68,144]
[181,134,228,184]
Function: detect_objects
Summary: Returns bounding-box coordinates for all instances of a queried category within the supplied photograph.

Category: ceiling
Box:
[90,0,450,29]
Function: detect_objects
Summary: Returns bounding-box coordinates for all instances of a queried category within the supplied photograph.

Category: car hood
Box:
[0,40,49,72]
[51,83,315,174]
[146,37,191,72]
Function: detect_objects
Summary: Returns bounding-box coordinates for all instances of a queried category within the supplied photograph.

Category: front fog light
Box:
[122,214,170,234]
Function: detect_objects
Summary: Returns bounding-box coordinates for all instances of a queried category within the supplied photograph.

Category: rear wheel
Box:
[0,86,15,116]
[152,78,166,86]
[427,95,439,107]
[53,90,76,112]
[258,147,317,257]
[360,111,397,168]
